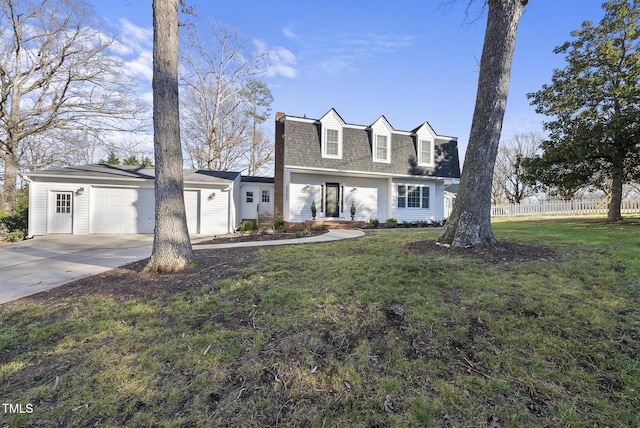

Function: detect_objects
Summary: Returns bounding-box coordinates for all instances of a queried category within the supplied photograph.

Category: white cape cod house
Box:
[273,109,460,224]
[23,108,459,236]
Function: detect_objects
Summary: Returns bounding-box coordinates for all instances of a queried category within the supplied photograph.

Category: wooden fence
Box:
[491,198,640,217]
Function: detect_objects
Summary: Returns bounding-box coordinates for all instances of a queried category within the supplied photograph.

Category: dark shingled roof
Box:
[26,164,241,184]
[282,118,461,179]
[241,175,275,184]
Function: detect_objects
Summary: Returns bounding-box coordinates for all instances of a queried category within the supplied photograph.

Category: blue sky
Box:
[92,0,608,166]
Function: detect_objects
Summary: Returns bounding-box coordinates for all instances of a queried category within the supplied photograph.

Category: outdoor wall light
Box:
[208,192,216,201]
[302,184,311,192]
[350,187,358,193]
[75,187,85,196]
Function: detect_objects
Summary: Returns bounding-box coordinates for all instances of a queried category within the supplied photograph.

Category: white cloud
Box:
[255,40,298,79]
[113,19,153,82]
[321,56,354,76]
[282,26,299,40]
[316,31,415,76]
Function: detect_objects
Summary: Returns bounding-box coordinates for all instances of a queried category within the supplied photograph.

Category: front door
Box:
[325,183,340,217]
[50,191,73,233]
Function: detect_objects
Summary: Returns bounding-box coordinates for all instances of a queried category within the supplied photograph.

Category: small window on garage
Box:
[56,193,72,213]
[246,191,254,203]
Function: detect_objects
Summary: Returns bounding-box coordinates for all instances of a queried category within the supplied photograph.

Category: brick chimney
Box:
[274,112,285,219]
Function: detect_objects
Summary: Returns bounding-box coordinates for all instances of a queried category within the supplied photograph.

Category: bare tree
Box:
[493,132,541,204]
[0,0,145,208]
[144,0,194,273]
[180,22,271,172]
[242,79,273,175]
[438,0,528,248]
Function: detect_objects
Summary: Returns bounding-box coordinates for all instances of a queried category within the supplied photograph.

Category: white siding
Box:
[391,178,443,222]
[240,183,274,220]
[319,110,344,159]
[199,186,233,235]
[28,182,91,235]
[28,181,48,236]
[288,173,388,222]
[184,190,200,234]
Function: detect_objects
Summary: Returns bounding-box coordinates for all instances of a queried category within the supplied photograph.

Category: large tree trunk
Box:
[608,144,624,222]
[439,0,527,248]
[145,0,195,273]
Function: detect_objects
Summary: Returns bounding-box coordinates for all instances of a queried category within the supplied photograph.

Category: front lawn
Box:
[1,217,639,427]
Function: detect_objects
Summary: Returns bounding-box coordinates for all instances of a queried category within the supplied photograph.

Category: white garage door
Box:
[92,188,200,234]
[92,187,155,233]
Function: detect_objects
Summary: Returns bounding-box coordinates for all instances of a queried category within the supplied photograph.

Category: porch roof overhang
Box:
[285,165,458,183]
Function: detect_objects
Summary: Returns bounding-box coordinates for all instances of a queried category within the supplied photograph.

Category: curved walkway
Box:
[194,228,364,249]
[0,229,364,304]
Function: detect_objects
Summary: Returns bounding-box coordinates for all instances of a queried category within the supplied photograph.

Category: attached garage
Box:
[92,187,155,234]
[24,165,241,236]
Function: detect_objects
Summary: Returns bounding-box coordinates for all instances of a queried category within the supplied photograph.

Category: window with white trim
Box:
[261,189,270,203]
[56,193,72,213]
[324,128,341,158]
[418,139,434,166]
[246,191,254,203]
[397,185,430,209]
[374,134,390,162]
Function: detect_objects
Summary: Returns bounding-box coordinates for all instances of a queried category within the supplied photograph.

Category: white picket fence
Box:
[491,198,640,217]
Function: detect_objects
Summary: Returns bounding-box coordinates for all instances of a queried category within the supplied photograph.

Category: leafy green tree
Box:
[242,79,274,175]
[122,155,140,166]
[104,151,120,165]
[527,0,640,221]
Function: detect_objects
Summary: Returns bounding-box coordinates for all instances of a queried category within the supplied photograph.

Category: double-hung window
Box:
[397,185,430,209]
[246,191,254,203]
[375,134,389,162]
[419,139,433,166]
[324,128,340,158]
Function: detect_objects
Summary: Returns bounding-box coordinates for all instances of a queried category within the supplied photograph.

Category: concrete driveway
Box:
[0,234,153,304]
[0,229,365,305]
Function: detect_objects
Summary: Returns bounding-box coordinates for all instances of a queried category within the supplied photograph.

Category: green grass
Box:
[1,216,639,427]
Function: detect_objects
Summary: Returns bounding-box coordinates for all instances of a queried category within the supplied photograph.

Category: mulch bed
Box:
[405,240,562,264]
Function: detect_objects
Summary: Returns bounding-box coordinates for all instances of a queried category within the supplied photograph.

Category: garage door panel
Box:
[92,188,155,234]
[92,188,199,234]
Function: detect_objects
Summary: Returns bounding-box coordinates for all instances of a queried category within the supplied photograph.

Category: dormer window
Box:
[418,139,434,167]
[371,116,393,163]
[374,134,391,163]
[323,128,342,158]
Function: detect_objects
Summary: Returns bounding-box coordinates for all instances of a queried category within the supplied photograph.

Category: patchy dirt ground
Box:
[405,240,562,264]
[197,229,328,245]
[16,247,262,305]
[14,236,560,308]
